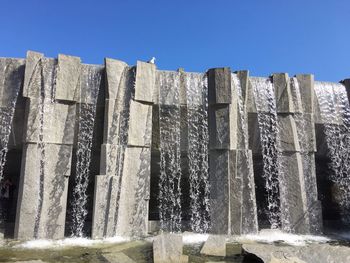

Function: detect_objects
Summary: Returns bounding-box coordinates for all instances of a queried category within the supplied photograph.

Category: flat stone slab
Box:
[101,252,136,263]
[272,73,294,113]
[200,235,226,257]
[153,234,183,263]
[208,68,232,105]
[243,243,350,263]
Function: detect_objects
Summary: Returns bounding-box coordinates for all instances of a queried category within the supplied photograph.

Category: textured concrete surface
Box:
[153,234,184,263]
[200,235,226,256]
[55,54,81,102]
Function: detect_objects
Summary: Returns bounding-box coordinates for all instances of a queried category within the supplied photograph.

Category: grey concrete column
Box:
[341,79,350,103]
[208,68,258,235]
[15,51,80,239]
[272,73,322,234]
[92,59,154,238]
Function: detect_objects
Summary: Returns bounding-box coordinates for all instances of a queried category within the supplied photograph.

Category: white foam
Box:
[235,229,330,246]
[14,236,131,249]
[182,232,209,244]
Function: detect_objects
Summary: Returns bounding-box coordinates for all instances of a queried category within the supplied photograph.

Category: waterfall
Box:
[185,72,210,233]
[0,61,22,182]
[34,58,57,238]
[70,66,102,237]
[158,71,182,232]
[250,77,282,229]
[314,81,350,224]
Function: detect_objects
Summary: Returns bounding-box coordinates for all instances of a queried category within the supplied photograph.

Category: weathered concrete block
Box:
[127,100,152,147]
[157,70,181,105]
[295,74,314,114]
[210,149,257,235]
[74,64,103,104]
[240,150,258,234]
[92,174,123,239]
[55,54,81,102]
[101,252,136,263]
[99,144,123,175]
[236,70,249,108]
[295,113,316,152]
[342,79,350,103]
[209,150,230,234]
[200,235,226,257]
[153,234,183,263]
[273,73,294,113]
[279,152,309,233]
[290,77,304,114]
[208,68,231,105]
[115,147,151,236]
[135,61,156,103]
[105,58,128,100]
[0,58,25,107]
[15,143,72,239]
[209,105,230,149]
[278,114,300,152]
[24,99,76,145]
[23,51,44,99]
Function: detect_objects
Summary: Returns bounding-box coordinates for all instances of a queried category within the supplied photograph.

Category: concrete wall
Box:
[0,51,346,239]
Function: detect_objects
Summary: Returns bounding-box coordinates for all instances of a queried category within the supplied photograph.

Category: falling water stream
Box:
[314,81,350,223]
[70,66,102,237]
[250,77,282,229]
[158,71,182,232]
[185,72,210,233]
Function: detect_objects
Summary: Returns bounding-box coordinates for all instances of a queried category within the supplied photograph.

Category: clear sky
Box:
[1,0,349,81]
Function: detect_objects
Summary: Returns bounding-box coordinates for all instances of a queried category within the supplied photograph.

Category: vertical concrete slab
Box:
[278,115,300,152]
[209,150,230,234]
[55,54,81,102]
[15,144,72,239]
[341,79,350,103]
[272,73,294,113]
[23,51,44,99]
[116,147,151,236]
[105,58,128,100]
[208,68,231,105]
[135,61,156,103]
[127,100,152,147]
[279,152,309,234]
[209,105,230,149]
[295,74,314,114]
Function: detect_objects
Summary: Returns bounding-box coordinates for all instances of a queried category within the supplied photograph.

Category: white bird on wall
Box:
[147,57,156,64]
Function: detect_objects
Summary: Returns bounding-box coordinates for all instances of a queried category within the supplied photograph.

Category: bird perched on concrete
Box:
[147,57,156,64]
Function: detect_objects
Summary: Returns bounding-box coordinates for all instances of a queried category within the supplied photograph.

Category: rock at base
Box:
[153,234,184,263]
[200,235,226,257]
[101,252,136,263]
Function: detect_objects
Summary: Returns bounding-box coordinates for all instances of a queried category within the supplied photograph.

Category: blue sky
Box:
[1,0,349,81]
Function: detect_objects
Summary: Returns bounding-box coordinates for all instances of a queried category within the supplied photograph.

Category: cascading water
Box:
[34,58,56,238]
[185,72,210,233]
[314,81,350,224]
[70,66,102,237]
[158,71,182,232]
[250,77,282,229]
[0,61,22,181]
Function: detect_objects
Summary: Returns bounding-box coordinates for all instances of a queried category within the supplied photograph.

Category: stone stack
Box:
[15,51,81,239]
[272,73,322,234]
[208,68,258,235]
[92,60,154,238]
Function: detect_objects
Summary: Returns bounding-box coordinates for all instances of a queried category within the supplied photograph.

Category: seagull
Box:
[147,57,156,64]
